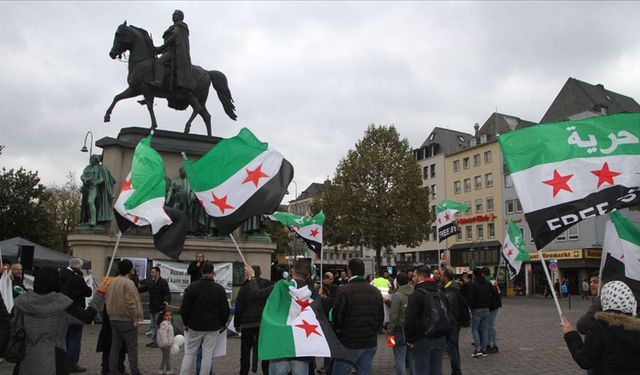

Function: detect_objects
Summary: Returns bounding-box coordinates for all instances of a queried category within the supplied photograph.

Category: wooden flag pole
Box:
[538,250,563,318]
[104,231,123,280]
[229,233,249,267]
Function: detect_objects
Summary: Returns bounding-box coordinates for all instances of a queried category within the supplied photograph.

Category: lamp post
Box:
[80,131,94,161]
[291,180,298,200]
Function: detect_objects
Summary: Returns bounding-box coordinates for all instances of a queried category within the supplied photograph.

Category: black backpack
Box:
[417,288,453,338]
[451,288,471,327]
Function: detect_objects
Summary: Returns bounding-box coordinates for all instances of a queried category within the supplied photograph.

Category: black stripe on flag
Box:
[287,226,322,257]
[601,253,640,315]
[310,298,353,364]
[438,222,461,242]
[526,185,640,249]
[212,159,294,235]
[501,252,519,281]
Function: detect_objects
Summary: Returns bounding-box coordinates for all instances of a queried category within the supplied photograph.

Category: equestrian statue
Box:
[105,10,237,136]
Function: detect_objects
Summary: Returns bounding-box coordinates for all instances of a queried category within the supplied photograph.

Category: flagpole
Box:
[538,250,563,318]
[104,231,122,280]
[229,233,249,267]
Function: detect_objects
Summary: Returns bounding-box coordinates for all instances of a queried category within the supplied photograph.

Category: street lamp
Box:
[290,180,298,199]
[81,131,94,160]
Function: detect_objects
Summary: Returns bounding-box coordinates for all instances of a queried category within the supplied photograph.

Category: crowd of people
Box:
[0,254,638,375]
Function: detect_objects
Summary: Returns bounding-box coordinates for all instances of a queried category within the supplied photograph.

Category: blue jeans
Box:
[393,328,415,375]
[66,324,83,368]
[269,359,309,375]
[412,336,444,375]
[445,326,462,375]
[333,346,377,375]
[150,311,161,344]
[487,309,498,347]
[471,308,490,352]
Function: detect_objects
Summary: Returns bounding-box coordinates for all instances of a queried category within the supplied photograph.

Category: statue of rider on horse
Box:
[105,10,237,136]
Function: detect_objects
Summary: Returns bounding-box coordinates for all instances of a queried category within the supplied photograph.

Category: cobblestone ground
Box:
[0,296,591,374]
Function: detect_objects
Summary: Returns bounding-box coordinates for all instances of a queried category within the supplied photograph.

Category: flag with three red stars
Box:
[113,135,188,259]
[499,113,640,249]
[267,211,325,257]
[258,279,352,362]
[501,219,531,280]
[183,128,293,235]
[436,200,469,242]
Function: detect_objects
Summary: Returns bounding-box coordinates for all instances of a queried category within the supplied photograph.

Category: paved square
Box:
[0,296,590,374]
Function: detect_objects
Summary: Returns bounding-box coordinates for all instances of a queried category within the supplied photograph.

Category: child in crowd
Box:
[157,309,175,375]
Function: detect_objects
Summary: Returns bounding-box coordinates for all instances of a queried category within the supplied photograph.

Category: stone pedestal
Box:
[69,127,274,281]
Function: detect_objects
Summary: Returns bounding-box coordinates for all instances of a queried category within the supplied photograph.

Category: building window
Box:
[430,184,436,199]
[432,231,437,241]
[342,253,347,260]
[568,225,579,240]
[473,154,481,167]
[464,201,471,211]
[484,150,492,164]
[430,164,436,178]
[485,173,493,188]
[475,199,483,213]
[506,199,515,214]
[464,178,471,192]
[422,166,429,179]
[465,225,473,239]
[487,197,494,211]
[515,199,523,213]
[329,252,334,260]
[505,174,513,188]
[474,175,482,190]
[453,160,460,172]
[488,223,495,237]
[454,180,461,194]
[477,224,484,239]
[456,231,462,241]
[463,157,470,169]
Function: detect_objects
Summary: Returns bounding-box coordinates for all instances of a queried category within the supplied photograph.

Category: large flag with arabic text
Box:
[268,211,325,257]
[184,128,294,235]
[113,135,188,259]
[600,211,640,307]
[436,200,469,242]
[498,113,640,249]
[258,279,351,362]
[501,220,531,280]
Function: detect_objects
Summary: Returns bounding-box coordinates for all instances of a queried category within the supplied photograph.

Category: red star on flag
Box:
[591,162,621,188]
[211,193,234,214]
[507,249,513,257]
[126,213,139,224]
[543,169,573,197]
[444,212,450,221]
[437,218,442,224]
[295,298,311,311]
[309,228,319,238]
[242,164,269,187]
[295,319,321,338]
[120,179,132,192]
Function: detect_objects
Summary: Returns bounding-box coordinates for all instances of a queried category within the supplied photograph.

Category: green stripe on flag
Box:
[259,279,296,360]
[272,211,325,227]
[611,211,640,247]
[125,135,166,210]
[498,113,640,174]
[184,128,268,192]
[437,200,468,213]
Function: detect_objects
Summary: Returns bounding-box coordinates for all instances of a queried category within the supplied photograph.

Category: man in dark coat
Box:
[155,9,196,92]
[187,252,205,284]
[235,265,272,375]
[441,267,465,375]
[139,266,171,347]
[179,262,230,375]
[468,267,495,357]
[332,259,384,375]
[60,257,92,373]
[0,292,9,358]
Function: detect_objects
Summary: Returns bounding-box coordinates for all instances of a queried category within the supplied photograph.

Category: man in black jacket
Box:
[332,258,384,375]
[187,252,206,284]
[139,266,171,348]
[179,262,230,375]
[405,265,446,375]
[60,257,92,373]
[441,267,465,375]
[468,267,495,358]
[235,265,272,375]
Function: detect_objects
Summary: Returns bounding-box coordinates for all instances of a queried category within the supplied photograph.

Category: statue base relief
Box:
[68,127,275,282]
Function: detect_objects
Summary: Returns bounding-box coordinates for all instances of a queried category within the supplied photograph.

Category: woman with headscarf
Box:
[561,280,640,374]
[11,267,108,375]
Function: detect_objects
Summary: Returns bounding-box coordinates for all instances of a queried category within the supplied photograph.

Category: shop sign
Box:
[528,249,583,261]
[584,249,603,259]
[458,213,497,224]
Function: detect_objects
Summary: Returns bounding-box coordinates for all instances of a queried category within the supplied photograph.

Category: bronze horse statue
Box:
[105,22,237,136]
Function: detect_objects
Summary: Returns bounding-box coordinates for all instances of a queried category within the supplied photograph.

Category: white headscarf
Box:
[600,280,638,317]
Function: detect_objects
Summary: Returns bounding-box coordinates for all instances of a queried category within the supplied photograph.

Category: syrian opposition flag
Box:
[501,220,531,280]
[259,279,351,362]
[113,135,188,259]
[600,211,640,305]
[268,211,325,257]
[498,113,640,249]
[436,200,468,241]
[0,247,13,313]
[184,128,294,235]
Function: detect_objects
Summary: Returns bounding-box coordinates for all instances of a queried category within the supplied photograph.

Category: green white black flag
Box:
[436,200,468,242]
[268,211,325,257]
[501,219,530,280]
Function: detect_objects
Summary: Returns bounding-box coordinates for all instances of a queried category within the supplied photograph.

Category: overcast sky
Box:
[2,1,640,202]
